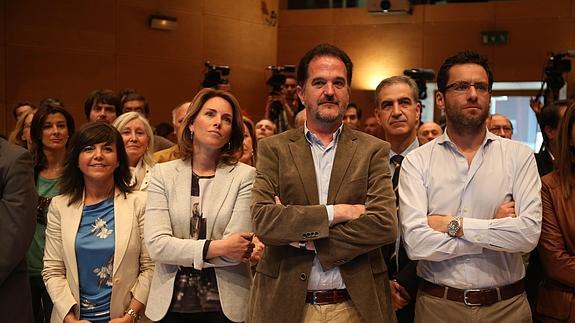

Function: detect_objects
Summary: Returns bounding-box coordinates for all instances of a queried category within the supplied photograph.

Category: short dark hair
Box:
[83,89,121,120]
[540,101,569,143]
[12,101,36,120]
[374,75,420,108]
[120,92,150,116]
[30,103,76,175]
[179,88,245,166]
[296,43,353,87]
[60,122,132,206]
[346,103,362,120]
[436,50,493,93]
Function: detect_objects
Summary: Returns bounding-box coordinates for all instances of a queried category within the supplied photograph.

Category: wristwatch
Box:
[447,216,462,237]
[125,308,140,321]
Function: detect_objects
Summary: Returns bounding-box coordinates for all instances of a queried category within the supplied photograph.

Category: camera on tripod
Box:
[202,61,231,89]
[403,68,435,100]
[265,65,296,123]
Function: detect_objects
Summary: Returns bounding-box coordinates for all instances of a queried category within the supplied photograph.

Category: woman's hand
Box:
[208,232,255,262]
[63,310,91,323]
[250,236,265,265]
[109,314,135,323]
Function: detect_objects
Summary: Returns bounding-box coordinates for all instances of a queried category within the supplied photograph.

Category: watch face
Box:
[448,219,459,235]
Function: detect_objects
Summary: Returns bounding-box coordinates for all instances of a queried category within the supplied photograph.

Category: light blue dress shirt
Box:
[399,130,542,289]
[304,123,346,291]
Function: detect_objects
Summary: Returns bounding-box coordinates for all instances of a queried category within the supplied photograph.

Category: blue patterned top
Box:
[76,198,115,323]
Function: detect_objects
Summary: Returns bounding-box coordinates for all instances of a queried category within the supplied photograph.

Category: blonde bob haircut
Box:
[112,111,155,167]
[179,88,244,166]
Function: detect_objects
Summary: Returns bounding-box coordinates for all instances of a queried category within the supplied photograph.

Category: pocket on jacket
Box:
[255,253,280,278]
[536,281,574,321]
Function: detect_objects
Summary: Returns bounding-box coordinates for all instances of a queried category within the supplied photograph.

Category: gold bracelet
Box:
[125,308,139,321]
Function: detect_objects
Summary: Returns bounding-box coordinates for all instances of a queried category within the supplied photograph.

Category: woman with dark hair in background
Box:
[239,116,257,166]
[145,88,258,323]
[42,122,153,323]
[9,108,37,150]
[27,102,75,323]
[536,102,575,322]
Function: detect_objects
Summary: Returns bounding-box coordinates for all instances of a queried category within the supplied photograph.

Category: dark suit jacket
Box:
[536,172,575,322]
[0,138,37,323]
[249,126,397,323]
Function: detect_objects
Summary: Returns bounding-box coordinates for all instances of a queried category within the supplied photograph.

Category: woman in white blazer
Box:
[42,122,154,323]
[145,88,257,323]
[113,112,155,191]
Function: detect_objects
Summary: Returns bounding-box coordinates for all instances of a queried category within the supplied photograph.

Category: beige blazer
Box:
[144,159,255,322]
[42,190,153,323]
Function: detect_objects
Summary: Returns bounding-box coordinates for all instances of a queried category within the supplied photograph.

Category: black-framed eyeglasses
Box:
[445,81,491,94]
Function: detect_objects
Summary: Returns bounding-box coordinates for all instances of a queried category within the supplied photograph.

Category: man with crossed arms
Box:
[399,50,541,323]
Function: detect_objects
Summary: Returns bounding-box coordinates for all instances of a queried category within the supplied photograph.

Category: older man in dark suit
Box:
[0,137,37,323]
[249,44,397,323]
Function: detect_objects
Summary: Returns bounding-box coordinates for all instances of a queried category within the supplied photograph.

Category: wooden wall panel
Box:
[494,0,571,20]
[117,4,203,62]
[277,25,334,66]
[117,55,201,124]
[6,47,117,127]
[205,0,279,24]
[6,0,116,53]
[204,14,277,118]
[422,22,495,74]
[118,0,203,13]
[492,19,574,81]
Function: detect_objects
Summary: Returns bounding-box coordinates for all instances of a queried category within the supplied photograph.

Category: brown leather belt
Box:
[419,279,525,306]
[306,289,350,305]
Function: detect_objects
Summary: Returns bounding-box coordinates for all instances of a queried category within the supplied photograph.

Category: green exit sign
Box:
[481,31,508,45]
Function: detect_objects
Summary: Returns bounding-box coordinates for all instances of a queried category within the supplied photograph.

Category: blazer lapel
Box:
[328,128,357,204]
[112,190,132,275]
[206,165,233,239]
[288,131,319,205]
[61,198,83,293]
[175,160,193,239]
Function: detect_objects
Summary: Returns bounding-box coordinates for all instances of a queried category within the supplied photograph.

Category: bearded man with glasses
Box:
[398,50,542,323]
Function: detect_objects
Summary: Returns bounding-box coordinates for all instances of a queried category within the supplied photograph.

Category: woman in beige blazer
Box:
[145,88,257,323]
[42,122,154,323]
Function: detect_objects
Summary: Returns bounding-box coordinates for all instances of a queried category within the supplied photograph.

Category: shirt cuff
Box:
[461,217,490,244]
[326,205,334,226]
[202,240,212,260]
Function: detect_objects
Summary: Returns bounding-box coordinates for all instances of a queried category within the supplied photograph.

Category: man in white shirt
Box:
[399,50,542,323]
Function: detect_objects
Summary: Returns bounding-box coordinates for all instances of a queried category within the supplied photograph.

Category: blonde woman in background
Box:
[113,112,155,191]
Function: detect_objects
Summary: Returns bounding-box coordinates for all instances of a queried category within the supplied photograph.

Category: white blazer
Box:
[144,159,255,322]
[42,190,153,323]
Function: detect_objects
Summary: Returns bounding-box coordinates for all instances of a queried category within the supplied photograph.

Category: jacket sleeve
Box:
[145,164,208,270]
[251,138,330,245]
[316,141,397,270]
[42,199,77,320]
[130,193,155,305]
[0,149,36,285]
[538,180,575,287]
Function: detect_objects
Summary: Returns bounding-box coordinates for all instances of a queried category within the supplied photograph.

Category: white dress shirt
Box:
[399,130,542,289]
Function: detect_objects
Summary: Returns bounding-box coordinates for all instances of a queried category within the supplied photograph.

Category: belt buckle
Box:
[463,289,482,306]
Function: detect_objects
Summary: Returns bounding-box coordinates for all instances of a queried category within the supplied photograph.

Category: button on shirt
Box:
[304,124,345,291]
[399,130,542,289]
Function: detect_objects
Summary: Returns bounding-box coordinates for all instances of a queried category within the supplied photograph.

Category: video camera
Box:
[202,61,231,88]
[265,65,296,123]
[403,68,435,100]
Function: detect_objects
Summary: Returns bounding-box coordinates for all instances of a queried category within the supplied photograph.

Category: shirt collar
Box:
[390,137,419,157]
[304,122,344,148]
[436,126,499,149]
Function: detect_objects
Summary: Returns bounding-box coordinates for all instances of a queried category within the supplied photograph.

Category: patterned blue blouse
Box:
[75,198,115,323]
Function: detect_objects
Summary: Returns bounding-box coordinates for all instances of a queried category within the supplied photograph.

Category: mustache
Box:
[318,98,339,105]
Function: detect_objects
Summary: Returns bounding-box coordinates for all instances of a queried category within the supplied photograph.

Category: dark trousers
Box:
[29,276,52,323]
[159,311,235,323]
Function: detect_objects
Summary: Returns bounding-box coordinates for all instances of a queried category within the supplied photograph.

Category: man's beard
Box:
[313,103,343,124]
[445,105,489,133]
